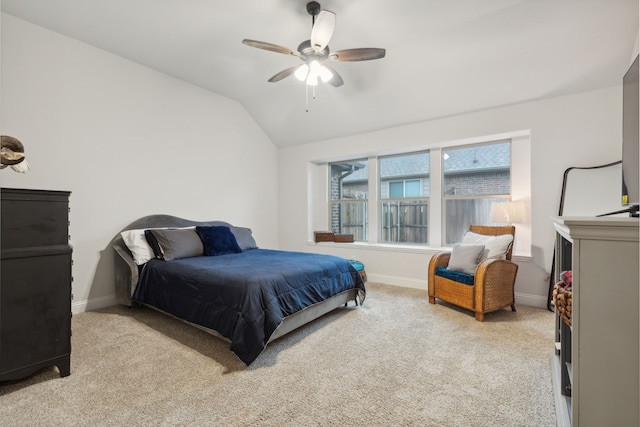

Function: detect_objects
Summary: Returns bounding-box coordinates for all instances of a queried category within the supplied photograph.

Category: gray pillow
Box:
[149,228,204,261]
[447,243,485,275]
[230,226,258,251]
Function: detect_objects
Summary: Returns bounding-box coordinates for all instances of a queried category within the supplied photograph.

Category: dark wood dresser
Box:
[0,188,72,381]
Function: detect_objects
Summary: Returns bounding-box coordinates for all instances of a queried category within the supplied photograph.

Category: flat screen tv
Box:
[622,54,639,216]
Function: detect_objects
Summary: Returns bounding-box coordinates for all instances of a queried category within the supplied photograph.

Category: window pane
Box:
[389,181,404,198]
[329,159,368,241]
[379,151,430,244]
[444,197,508,244]
[330,160,368,200]
[443,141,511,245]
[380,151,430,197]
[381,200,428,243]
[405,180,421,197]
[443,142,510,196]
[330,201,368,241]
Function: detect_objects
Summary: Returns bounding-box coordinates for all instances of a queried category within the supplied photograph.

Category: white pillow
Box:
[447,243,485,275]
[120,229,157,265]
[120,226,194,265]
[462,231,514,260]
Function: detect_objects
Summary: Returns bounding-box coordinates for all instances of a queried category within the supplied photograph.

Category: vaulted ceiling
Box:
[2,0,638,147]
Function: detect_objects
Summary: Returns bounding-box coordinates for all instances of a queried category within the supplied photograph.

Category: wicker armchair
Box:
[428,225,518,321]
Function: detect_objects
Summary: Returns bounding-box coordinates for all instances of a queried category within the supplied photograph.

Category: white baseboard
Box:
[366,273,549,309]
[514,292,549,309]
[366,273,426,290]
[72,295,118,314]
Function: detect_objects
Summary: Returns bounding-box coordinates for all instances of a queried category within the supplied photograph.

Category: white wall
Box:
[1,12,629,312]
[278,86,622,307]
[1,14,279,312]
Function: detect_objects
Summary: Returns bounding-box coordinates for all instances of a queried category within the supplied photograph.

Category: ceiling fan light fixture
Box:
[295,64,310,81]
[242,1,385,108]
[305,60,322,85]
[319,65,333,83]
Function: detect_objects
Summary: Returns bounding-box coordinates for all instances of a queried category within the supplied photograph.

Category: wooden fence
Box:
[333,197,504,244]
[332,202,367,241]
[381,201,428,243]
[444,197,504,244]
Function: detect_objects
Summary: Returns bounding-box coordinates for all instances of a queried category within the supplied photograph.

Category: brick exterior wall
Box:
[330,168,368,236]
[443,170,510,196]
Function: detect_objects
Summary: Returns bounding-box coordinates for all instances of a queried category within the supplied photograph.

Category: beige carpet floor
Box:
[0,282,556,426]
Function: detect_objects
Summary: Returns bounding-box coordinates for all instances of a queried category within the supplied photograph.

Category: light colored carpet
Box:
[0,282,556,426]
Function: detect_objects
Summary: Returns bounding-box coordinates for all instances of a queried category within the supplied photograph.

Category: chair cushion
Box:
[447,243,485,274]
[434,267,475,285]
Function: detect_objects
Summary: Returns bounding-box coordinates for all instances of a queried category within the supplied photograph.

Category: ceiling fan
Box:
[242,1,386,89]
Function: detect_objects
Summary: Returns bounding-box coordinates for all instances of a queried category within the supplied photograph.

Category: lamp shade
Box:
[490,201,525,224]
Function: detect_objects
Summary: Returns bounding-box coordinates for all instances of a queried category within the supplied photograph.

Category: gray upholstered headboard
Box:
[113,215,232,306]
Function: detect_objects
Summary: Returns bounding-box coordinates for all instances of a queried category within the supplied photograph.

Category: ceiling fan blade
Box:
[329,48,386,62]
[268,65,301,83]
[242,39,299,56]
[322,65,344,87]
[310,10,336,52]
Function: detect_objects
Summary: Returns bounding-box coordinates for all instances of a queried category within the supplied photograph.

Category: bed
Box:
[113,215,366,365]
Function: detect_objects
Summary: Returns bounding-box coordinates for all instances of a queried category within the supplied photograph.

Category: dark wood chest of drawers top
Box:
[1,188,70,250]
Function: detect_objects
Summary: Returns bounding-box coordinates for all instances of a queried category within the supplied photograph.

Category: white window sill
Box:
[307,240,531,261]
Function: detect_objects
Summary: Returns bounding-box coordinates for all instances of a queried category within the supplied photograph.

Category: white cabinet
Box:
[551,216,639,427]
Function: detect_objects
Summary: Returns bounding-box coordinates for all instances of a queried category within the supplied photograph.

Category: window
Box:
[319,134,526,250]
[442,141,511,244]
[389,179,421,198]
[379,152,430,244]
[329,160,368,241]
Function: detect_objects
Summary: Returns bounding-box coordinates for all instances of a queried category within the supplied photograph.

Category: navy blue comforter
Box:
[132,249,366,364]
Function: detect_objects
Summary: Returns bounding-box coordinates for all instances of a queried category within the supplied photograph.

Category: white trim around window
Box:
[308,130,531,256]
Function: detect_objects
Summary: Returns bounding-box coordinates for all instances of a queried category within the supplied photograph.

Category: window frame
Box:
[314,131,530,255]
[441,140,512,245]
[378,151,431,245]
[328,159,369,241]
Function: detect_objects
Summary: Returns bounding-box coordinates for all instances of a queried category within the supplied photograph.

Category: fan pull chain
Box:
[304,84,319,113]
[305,85,309,112]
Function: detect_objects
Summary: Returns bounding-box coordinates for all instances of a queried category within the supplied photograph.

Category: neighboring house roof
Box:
[380,152,430,179]
[342,153,430,183]
[444,141,510,173]
[341,162,368,182]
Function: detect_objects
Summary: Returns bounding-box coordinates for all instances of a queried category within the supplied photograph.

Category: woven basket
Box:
[553,282,572,326]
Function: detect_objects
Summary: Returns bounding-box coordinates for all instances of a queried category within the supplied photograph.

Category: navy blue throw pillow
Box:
[196,226,242,256]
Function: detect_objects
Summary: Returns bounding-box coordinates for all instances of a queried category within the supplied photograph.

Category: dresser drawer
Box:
[1,188,70,248]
